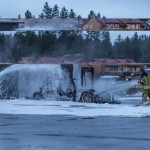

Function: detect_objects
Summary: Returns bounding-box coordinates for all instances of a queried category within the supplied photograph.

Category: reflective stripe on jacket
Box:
[140,75,150,90]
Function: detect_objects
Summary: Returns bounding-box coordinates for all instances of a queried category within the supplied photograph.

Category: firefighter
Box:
[139,69,150,104]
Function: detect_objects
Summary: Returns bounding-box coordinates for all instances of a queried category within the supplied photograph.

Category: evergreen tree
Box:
[25,10,33,18]
[96,13,101,19]
[88,10,96,18]
[38,31,56,56]
[69,9,76,18]
[113,34,123,57]
[43,2,53,18]
[122,36,132,58]
[131,32,141,62]
[139,35,150,62]
[101,31,112,57]
[52,4,59,18]
[60,7,68,18]
[12,32,26,62]
[39,12,45,19]
[77,15,81,19]
[18,14,21,19]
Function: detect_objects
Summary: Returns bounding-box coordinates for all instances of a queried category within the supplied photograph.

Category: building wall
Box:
[89,63,144,76]
[82,19,102,31]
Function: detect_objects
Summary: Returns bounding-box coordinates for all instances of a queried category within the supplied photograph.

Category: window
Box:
[105,66,122,72]
[83,24,93,30]
[105,24,120,29]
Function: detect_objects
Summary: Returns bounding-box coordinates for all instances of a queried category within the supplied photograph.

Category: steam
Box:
[94,77,137,97]
[0,64,71,98]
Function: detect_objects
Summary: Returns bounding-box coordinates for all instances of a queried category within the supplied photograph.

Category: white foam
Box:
[0,98,149,117]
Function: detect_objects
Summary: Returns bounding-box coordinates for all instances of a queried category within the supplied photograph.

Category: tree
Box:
[122,36,132,58]
[131,32,141,62]
[139,35,150,62]
[52,4,59,18]
[43,2,53,18]
[18,14,21,19]
[96,13,101,19]
[113,34,123,57]
[12,32,26,62]
[39,12,45,19]
[77,15,81,19]
[25,10,33,18]
[60,7,68,19]
[101,31,112,57]
[88,10,96,18]
[69,9,76,18]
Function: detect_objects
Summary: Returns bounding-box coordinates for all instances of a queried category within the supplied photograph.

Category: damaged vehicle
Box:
[79,89,120,104]
[30,87,120,104]
[28,64,121,104]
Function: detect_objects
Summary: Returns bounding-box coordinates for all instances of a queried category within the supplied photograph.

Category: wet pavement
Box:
[0,114,150,150]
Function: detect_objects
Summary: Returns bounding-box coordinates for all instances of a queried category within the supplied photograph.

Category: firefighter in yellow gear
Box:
[139,69,150,103]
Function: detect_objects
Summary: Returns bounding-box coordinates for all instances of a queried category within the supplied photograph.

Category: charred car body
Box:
[30,64,120,104]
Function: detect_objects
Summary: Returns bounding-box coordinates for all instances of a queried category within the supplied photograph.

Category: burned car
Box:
[30,86,120,104]
[79,89,120,104]
[56,88,120,104]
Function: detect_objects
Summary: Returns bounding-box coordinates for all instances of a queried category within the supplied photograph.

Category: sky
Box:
[0,0,150,41]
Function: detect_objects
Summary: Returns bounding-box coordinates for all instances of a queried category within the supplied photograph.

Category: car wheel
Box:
[80,92,95,103]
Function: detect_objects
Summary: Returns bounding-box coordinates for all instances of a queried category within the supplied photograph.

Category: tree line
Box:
[0,2,150,63]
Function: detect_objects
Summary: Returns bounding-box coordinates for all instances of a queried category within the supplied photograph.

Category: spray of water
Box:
[94,77,138,97]
[0,64,70,99]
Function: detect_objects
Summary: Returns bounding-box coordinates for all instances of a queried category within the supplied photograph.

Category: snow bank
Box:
[0,98,149,117]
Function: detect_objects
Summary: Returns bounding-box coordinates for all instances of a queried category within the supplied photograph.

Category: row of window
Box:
[105,66,140,72]
[83,24,141,30]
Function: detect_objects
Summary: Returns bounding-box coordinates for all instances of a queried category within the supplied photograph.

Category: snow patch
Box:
[0,98,149,117]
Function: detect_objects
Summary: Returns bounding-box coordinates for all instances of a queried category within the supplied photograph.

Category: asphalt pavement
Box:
[0,114,150,150]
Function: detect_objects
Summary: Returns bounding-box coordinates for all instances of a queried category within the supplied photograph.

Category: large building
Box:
[18,56,144,76]
[0,18,149,31]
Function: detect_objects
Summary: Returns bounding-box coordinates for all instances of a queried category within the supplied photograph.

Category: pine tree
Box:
[140,36,150,62]
[52,4,59,18]
[131,32,141,62]
[77,15,81,19]
[88,10,96,18]
[43,2,53,18]
[69,9,76,18]
[113,34,123,57]
[39,12,45,19]
[122,36,132,58]
[96,13,101,19]
[25,10,33,18]
[101,31,112,57]
[60,7,68,19]
[18,14,21,19]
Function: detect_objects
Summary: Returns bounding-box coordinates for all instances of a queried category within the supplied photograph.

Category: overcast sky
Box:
[0,0,150,41]
[0,0,150,18]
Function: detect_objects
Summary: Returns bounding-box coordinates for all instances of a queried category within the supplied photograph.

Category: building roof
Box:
[18,57,88,64]
[0,18,24,24]
[18,57,135,64]
[91,58,135,64]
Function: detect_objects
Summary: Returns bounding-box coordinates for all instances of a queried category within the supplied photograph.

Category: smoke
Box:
[93,77,137,97]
